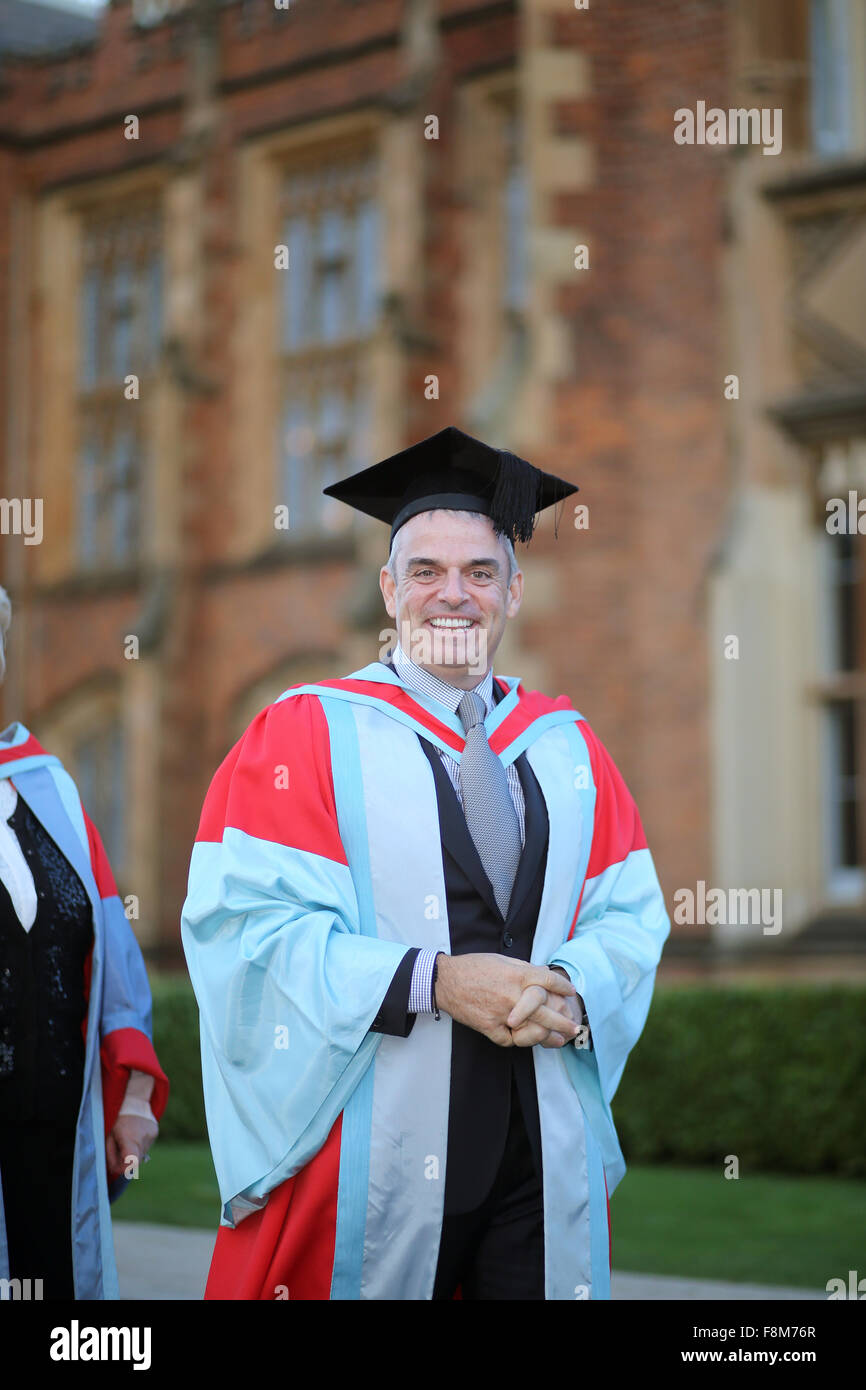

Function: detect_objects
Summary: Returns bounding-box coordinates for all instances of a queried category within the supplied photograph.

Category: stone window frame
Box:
[230,108,412,566]
[809,0,866,157]
[455,70,529,428]
[33,165,176,588]
[76,197,164,573]
[761,165,866,911]
[812,436,866,902]
[276,142,380,541]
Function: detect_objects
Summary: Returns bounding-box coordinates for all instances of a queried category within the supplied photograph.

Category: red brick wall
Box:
[538,0,729,914]
[0,0,731,952]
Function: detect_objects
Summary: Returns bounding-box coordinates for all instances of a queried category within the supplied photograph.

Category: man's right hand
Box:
[434,953,580,1047]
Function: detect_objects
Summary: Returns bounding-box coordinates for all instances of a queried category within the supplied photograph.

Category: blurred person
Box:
[0,585,169,1300]
[182,427,669,1300]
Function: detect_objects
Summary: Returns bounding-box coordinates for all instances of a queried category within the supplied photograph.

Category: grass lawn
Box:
[113,1143,222,1230]
[113,1144,862,1292]
[609,1163,864,1291]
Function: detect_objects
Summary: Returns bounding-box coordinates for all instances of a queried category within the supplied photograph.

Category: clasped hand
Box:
[505,969,584,1048]
[434,952,584,1049]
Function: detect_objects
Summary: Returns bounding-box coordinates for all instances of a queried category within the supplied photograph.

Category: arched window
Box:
[77,200,163,570]
[277,148,379,538]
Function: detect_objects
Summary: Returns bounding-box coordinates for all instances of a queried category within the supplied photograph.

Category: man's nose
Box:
[437,570,468,604]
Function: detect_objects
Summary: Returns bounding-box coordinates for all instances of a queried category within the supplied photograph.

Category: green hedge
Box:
[614,984,866,1179]
[149,974,207,1142]
[149,974,866,1176]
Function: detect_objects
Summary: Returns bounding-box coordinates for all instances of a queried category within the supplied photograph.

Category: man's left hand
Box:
[506,969,584,1048]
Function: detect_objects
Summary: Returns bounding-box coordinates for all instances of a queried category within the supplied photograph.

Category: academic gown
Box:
[181,662,670,1300]
[0,725,169,1299]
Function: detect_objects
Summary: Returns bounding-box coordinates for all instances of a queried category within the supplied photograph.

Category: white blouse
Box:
[0,777,37,931]
[0,777,156,1126]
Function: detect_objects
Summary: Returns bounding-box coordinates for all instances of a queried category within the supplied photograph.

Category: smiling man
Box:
[382,507,518,688]
[182,425,670,1301]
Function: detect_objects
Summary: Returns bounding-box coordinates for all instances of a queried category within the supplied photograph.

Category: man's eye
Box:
[413,569,434,578]
[471,571,493,579]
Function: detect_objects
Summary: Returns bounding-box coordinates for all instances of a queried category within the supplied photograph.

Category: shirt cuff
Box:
[408,948,441,1014]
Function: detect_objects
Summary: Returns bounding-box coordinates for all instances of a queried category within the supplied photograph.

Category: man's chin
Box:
[402,624,491,681]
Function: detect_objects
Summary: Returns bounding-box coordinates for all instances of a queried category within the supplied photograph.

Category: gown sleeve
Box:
[548,720,670,1110]
[181,693,415,1224]
[80,808,169,1138]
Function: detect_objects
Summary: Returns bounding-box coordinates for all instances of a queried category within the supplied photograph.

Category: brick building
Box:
[0,0,864,975]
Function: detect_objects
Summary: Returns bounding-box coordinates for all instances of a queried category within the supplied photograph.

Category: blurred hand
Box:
[107,1114,158,1180]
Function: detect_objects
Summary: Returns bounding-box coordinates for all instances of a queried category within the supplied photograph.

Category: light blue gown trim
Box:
[41,763,117,1298]
[277,682,468,755]
[347,703,452,1299]
[523,721,597,1296]
[498,709,584,767]
[0,754,62,780]
[323,699,380,1301]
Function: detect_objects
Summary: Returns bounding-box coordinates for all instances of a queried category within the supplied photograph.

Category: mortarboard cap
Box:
[322,425,579,547]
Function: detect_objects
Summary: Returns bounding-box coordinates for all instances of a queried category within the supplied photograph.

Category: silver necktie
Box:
[457,690,522,919]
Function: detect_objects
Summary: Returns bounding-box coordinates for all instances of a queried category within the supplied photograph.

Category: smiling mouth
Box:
[425,617,479,629]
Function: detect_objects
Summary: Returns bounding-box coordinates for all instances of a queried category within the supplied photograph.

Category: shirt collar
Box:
[391,642,495,717]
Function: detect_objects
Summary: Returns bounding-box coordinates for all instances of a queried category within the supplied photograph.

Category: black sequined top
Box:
[0,789,93,1128]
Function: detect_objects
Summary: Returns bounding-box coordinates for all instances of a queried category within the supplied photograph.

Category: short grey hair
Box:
[386,509,519,584]
[0,586,10,685]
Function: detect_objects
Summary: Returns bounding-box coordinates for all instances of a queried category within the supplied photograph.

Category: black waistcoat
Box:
[0,790,92,1128]
[415,680,550,1214]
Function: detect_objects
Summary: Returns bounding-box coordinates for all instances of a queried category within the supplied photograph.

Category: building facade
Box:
[0,0,864,974]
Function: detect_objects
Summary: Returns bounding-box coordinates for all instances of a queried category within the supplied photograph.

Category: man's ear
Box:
[380,566,397,619]
[505,569,523,619]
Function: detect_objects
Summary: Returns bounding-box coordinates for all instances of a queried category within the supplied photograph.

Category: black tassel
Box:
[490,450,543,543]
